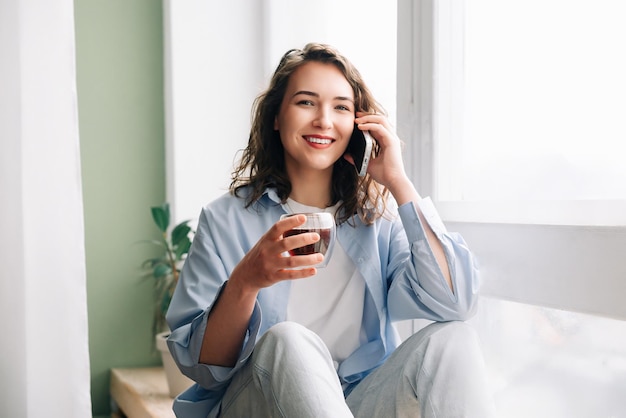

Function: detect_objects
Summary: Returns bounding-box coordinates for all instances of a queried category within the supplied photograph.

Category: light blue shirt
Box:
[166,187,480,417]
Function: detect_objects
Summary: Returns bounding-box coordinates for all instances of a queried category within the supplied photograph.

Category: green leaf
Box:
[153,263,171,278]
[175,236,192,260]
[151,203,170,232]
[141,257,163,268]
[171,222,192,246]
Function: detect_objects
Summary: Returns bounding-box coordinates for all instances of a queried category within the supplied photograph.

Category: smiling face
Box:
[274,61,355,180]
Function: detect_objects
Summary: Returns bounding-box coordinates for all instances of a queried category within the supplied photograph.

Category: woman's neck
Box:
[287,168,333,208]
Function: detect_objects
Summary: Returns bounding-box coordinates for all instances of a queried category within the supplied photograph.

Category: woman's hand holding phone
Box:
[352,113,409,193]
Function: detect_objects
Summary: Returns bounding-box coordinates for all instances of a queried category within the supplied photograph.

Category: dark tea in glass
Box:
[280,212,336,268]
[284,227,332,255]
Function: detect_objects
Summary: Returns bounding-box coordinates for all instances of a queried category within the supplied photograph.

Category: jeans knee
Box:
[427,322,483,366]
[245,324,350,417]
[254,321,324,362]
[261,321,312,346]
[434,321,477,343]
[406,321,481,360]
[251,321,336,390]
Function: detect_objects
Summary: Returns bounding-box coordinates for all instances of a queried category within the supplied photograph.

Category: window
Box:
[435,0,626,226]
[397,0,626,415]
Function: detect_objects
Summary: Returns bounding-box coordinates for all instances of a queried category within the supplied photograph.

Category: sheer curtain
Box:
[0,0,92,416]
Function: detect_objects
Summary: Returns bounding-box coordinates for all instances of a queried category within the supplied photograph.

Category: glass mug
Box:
[280,212,336,268]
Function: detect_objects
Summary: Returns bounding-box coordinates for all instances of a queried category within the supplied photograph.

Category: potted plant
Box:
[142,202,195,397]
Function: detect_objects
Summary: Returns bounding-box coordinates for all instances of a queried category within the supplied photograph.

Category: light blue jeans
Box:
[218,321,496,418]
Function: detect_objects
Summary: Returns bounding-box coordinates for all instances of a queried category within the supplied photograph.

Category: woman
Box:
[166,43,495,417]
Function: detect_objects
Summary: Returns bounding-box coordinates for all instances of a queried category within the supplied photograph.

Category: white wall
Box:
[163,0,266,223]
[164,0,397,224]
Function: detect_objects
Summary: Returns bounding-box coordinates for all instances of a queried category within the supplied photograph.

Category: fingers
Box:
[234,215,324,290]
[267,213,306,240]
[355,112,394,133]
[232,240,321,291]
[272,214,323,254]
[277,252,324,274]
[354,112,408,186]
[355,113,398,151]
[276,266,319,280]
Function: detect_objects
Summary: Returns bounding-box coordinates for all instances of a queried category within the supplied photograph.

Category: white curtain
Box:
[0,0,92,417]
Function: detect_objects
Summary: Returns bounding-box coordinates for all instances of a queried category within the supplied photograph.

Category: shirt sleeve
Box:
[166,286,262,390]
[164,208,263,391]
[387,197,480,322]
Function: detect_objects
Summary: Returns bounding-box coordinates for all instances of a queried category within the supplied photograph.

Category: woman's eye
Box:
[297,100,314,106]
[336,104,351,111]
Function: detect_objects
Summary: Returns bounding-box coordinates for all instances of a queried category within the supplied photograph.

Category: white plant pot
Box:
[156,331,194,398]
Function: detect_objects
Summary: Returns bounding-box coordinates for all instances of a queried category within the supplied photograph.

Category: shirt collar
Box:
[263,187,282,204]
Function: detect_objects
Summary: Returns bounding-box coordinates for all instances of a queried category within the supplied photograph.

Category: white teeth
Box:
[305,137,332,145]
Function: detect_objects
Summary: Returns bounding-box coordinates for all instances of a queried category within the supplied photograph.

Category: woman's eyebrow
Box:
[293,90,318,98]
[292,90,354,103]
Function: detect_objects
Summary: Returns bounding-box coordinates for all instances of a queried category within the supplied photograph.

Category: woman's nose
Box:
[313,108,332,129]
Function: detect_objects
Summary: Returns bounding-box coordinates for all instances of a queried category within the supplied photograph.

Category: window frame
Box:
[397,0,626,321]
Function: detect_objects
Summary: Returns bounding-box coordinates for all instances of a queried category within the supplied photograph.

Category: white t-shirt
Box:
[284,199,367,368]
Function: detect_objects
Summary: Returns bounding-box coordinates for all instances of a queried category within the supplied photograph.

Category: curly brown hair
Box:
[230,43,389,226]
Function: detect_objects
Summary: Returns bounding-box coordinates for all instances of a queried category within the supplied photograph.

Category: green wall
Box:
[74,1,166,416]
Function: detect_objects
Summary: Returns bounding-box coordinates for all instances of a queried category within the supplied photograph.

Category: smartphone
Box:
[347,125,373,176]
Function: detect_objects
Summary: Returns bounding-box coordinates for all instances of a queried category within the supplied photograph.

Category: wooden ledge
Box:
[110,367,176,418]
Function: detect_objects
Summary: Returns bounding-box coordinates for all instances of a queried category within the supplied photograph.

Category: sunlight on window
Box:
[445,0,626,202]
